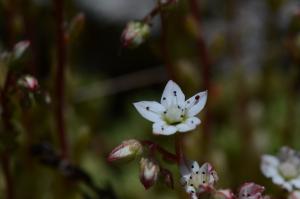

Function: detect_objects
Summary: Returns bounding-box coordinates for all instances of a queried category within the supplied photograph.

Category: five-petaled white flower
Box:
[134,80,207,135]
[180,161,218,199]
[261,146,300,192]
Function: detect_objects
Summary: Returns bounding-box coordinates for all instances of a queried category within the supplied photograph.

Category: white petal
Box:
[133,101,165,122]
[282,182,293,192]
[176,117,201,132]
[191,161,200,173]
[152,122,177,135]
[186,185,196,193]
[185,91,207,117]
[161,80,185,108]
[290,178,300,189]
[261,155,280,178]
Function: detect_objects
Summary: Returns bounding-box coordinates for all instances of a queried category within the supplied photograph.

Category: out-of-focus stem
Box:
[1,0,17,196]
[1,154,14,199]
[189,0,212,155]
[1,71,15,199]
[158,1,176,80]
[53,0,69,159]
[142,0,176,24]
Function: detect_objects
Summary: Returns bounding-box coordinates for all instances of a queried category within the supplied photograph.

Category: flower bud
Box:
[139,158,160,189]
[107,139,143,162]
[213,189,235,199]
[239,182,265,199]
[121,21,150,48]
[13,40,30,59]
[18,75,39,92]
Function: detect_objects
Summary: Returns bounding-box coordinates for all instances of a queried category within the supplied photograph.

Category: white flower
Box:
[261,146,300,192]
[180,161,218,198]
[289,191,300,199]
[134,80,207,135]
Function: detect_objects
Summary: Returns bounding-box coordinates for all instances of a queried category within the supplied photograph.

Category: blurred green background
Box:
[1,0,300,198]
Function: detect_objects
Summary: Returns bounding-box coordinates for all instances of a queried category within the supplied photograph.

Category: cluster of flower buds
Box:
[212,183,267,199]
[107,139,143,162]
[261,146,300,192]
[121,21,150,48]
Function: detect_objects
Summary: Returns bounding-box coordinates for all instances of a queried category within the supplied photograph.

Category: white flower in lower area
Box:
[238,182,265,199]
[180,161,218,198]
[261,146,300,192]
[134,80,207,135]
[289,191,300,199]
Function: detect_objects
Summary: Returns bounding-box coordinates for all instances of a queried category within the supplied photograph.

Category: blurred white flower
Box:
[289,191,300,199]
[180,161,218,198]
[261,146,300,192]
[121,21,150,48]
[18,75,39,91]
[134,80,207,135]
[238,182,265,199]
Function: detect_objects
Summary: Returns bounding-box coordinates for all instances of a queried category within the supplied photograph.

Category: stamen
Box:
[146,107,150,110]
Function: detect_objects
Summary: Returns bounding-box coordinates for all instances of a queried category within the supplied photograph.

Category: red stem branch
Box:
[141,140,178,163]
[53,0,69,159]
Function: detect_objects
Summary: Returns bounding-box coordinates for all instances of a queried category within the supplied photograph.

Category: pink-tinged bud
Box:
[121,21,150,48]
[213,189,235,199]
[107,139,143,162]
[139,158,160,189]
[239,183,265,199]
[13,41,30,59]
[289,191,300,199]
[18,75,39,91]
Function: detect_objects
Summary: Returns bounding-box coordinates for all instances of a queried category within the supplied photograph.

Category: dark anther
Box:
[195,95,200,100]
[173,91,177,96]
[202,172,205,174]
[163,97,166,100]
[202,180,206,183]
[146,107,150,110]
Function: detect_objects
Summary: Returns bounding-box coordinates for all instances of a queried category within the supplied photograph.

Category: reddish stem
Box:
[189,0,212,155]
[158,1,176,80]
[53,0,69,159]
[141,140,178,163]
[142,0,176,24]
